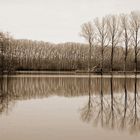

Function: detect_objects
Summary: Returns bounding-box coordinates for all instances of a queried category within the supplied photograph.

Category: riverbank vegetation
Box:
[0,11,140,74]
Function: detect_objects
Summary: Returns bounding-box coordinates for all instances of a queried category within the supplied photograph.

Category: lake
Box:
[0,74,140,140]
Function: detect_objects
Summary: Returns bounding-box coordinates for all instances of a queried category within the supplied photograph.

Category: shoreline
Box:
[6,70,140,74]
[0,70,140,78]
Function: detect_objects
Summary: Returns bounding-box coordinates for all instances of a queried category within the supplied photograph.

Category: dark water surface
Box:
[0,74,140,140]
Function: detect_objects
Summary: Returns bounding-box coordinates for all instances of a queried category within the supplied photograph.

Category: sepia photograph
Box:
[0,0,140,140]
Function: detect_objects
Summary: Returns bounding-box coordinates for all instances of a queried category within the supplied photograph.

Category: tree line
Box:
[81,11,140,74]
[0,11,140,74]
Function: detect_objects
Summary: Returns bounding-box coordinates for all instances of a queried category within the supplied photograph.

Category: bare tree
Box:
[107,15,122,72]
[94,17,109,74]
[80,22,95,72]
[0,33,4,74]
[0,32,11,74]
[120,14,131,73]
[130,11,140,72]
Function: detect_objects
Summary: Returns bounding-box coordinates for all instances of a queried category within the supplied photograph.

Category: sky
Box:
[0,0,140,43]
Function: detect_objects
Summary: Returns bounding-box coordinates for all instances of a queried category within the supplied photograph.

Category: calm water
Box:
[0,74,140,140]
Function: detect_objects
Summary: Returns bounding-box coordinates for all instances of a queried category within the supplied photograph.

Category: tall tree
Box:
[0,32,10,74]
[130,11,140,72]
[94,17,109,74]
[80,22,95,72]
[107,15,122,72]
[120,14,131,73]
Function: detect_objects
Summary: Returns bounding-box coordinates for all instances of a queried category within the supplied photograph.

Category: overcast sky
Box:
[0,0,139,43]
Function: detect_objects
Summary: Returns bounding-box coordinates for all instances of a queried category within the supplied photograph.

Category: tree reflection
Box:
[80,74,93,122]
[80,74,140,134]
[129,74,139,134]
[0,74,140,134]
[120,74,128,130]
[0,76,16,114]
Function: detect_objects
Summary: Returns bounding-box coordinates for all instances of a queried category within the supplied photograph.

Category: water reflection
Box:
[0,75,140,134]
[0,76,17,114]
[80,74,140,134]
